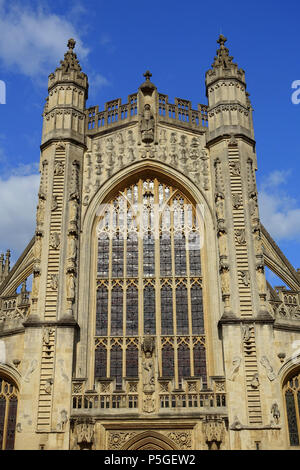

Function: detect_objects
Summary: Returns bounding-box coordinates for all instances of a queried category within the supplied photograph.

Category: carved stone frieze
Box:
[107,431,137,450]
[167,431,192,450]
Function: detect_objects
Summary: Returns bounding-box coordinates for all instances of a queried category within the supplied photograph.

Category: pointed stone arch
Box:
[77,160,222,383]
[122,430,178,450]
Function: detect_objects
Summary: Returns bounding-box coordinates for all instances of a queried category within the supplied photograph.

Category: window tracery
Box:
[0,377,18,450]
[283,369,300,446]
[95,177,207,389]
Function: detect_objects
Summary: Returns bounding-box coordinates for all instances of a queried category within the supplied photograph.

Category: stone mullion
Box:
[170,203,179,387]
[184,200,194,377]
[228,142,262,426]
[106,203,114,378]
[154,179,162,375]
[138,179,144,337]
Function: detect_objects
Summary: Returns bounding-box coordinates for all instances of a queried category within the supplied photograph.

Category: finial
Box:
[67,38,76,51]
[143,70,152,81]
[217,34,227,48]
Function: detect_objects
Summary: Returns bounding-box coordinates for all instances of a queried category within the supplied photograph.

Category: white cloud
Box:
[0,173,39,263]
[258,170,300,241]
[0,3,89,77]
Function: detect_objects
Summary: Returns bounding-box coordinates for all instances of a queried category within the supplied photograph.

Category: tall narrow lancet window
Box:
[95,177,207,389]
[283,370,300,446]
[0,377,18,450]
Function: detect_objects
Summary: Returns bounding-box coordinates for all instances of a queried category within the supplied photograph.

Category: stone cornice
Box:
[23,316,79,329]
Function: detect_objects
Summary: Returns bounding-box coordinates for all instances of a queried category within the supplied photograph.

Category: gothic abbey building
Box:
[0,36,299,451]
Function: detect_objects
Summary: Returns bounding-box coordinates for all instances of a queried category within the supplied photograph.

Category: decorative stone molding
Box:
[202,416,225,450]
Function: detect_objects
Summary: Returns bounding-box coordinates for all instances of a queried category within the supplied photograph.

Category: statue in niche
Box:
[33,235,42,262]
[140,104,154,144]
[159,129,167,145]
[69,160,80,201]
[256,261,266,294]
[67,235,77,272]
[142,351,155,392]
[249,191,259,227]
[179,135,187,147]
[253,228,263,256]
[215,193,225,221]
[67,273,76,300]
[142,336,155,392]
[127,130,135,145]
[128,148,135,162]
[36,198,45,231]
[68,199,79,234]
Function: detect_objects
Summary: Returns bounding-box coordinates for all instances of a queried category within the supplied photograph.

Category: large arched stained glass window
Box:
[283,369,300,446]
[95,177,207,388]
[0,377,18,450]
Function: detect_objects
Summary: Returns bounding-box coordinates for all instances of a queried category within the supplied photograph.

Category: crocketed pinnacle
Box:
[57,38,82,73]
[211,34,234,69]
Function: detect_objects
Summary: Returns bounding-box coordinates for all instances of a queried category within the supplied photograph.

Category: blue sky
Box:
[0,0,299,287]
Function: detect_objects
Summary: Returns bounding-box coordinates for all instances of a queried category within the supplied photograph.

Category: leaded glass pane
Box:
[126,346,138,377]
[95,346,107,378]
[96,286,108,336]
[161,285,173,334]
[144,285,156,334]
[193,344,207,384]
[143,233,155,276]
[5,397,18,450]
[111,286,123,335]
[126,285,138,335]
[111,233,124,277]
[188,231,201,276]
[178,344,190,379]
[97,234,109,277]
[285,390,299,446]
[162,345,174,377]
[110,346,122,386]
[174,233,186,275]
[127,233,138,277]
[176,285,188,334]
[191,285,204,334]
[160,233,172,276]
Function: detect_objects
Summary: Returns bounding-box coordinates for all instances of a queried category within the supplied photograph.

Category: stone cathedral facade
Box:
[0,36,300,451]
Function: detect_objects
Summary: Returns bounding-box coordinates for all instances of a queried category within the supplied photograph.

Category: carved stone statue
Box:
[49,232,60,250]
[142,351,155,392]
[271,402,280,425]
[260,356,276,381]
[140,104,154,144]
[67,273,75,300]
[229,356,241,381]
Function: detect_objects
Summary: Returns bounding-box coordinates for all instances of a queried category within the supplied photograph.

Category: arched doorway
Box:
[0,375,19,450]
[122,431,178,450]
